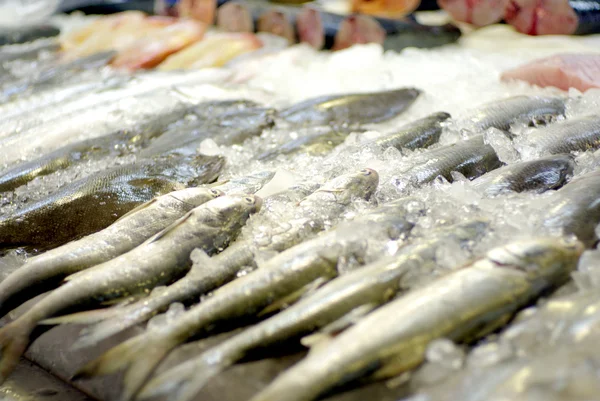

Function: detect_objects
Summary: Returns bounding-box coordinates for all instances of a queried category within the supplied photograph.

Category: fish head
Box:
[545,153,576,188]
[312,168,379,205]
[486,237,584,280]
[202,194,263,229]
[186,154,227,186]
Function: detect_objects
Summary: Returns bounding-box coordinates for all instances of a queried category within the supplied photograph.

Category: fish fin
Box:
[0,320,33,384]
[138,352,227,401]
[40,306,123,326]
[300,303,378,349]
[113,198,158,223]
[73,332,175,401]
[147,211,194,244]
[258,277,330,317]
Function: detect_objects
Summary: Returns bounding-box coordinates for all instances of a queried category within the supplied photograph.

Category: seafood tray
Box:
[2,6,600,401]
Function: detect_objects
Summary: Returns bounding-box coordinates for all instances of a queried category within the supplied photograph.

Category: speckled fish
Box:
[257,126,366,161]
[277,88,421,126]
[60,170,376,348]
[0,187,223,317]
[0,194,261,385]
[0,154,225,250]
[394,135,503,190]
[472,154,575,196]
[516,114,600,157]
[73,197,416,400]
[366,111,451,152]
[137,219,488,401]
[0,104,196,192]
[459,96,566,132]
[543,169,600,247]
[250,237,583,401]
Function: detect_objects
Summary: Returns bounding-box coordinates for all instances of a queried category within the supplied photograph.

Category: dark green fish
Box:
[278,88,422,126]
[137,220,488,401]
[543,169,600,247]
[0,187,223,317]
[472,154,574,196]
[394,135,503,190]
[250,237,583,401]
[0,154,225,250]
[57,169,376,349]
[367,112,451,151]
[72,198,416,401]
[0,194,261,386]
[460,96,566,132]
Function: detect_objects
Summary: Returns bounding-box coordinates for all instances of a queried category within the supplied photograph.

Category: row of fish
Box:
[3,42,600,401]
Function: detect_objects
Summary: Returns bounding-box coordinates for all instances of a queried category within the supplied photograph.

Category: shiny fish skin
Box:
[543,169,600,247]
[396,136,503,189]
[251,237,583,401]
[367,111,451,151]
[137,220,488,401]
[65,170,377,348]
[0,154,225,250]
[0,187,223,317]
[73,197,416,400]
[460,96,566,132]
[472,154,574,196]
[0,194,262,385]
[278,88,421,126]
[518,114,600,156]
[210,170,275,195]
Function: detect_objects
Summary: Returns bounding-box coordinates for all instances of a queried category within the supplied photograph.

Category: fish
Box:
[257,9,296,43]
[515,114,600,157]
[501,54,600,93]
[471,154,575,196]
[394,135,503,190]
[137,220,488,401]
[0,154,225,250]
[177,0,217,24]
[210,170,276,195]
[332,14,386,51]
[0,194,262,385]
[0,187,223,317]
[505,0,600,35]
[438,0,508,26]
[365,111,451,152]
[72,197,416,400]
[217,2,255,32]
[0,25,60,46]
[0,103,197,192]
[278,88,421,126]
[257,126,366,161]
[59,169,377,348]
[543,169,600,247]
[249,237,583,401]
[295,6,324,48]
[459,96,566,132]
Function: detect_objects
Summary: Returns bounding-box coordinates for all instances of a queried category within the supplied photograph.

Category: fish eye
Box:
[210,189,221,196]
[361,169,373,175]
[244,196,255,204]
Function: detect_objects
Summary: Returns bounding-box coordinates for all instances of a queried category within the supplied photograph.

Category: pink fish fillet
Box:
[501,54,600,92]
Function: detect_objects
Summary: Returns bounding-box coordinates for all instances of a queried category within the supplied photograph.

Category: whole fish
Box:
[365,111,451,151]
[137,220,488,401]
[472,154,575,196]
[73,197,417,400]
[0,187,223,316]
[0,104,197,192]
[459,96,566,132]
[515,114,600,157]
[257,126,366,161]
[0,194,262,385]
[59,169,377,348]
[277,88,421,126]
[394,135,503,190]
[0,154,225,250]
[250,237,583,401]
[543,169,600,247]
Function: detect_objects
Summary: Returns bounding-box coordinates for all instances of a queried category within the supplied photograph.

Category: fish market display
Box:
[501,54,600,92]
[2,14,600,401]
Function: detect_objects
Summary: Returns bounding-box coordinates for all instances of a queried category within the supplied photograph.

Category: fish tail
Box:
[138,351,230,401]
[73,332,176,401]
[0,320,34,384]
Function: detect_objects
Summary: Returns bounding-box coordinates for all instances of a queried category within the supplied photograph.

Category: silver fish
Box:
[73,197,417,401]
[0,187,223,316]
[0,194,262,385]
[249,237,583,401]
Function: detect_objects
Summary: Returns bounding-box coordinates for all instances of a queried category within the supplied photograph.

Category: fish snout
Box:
[245,194,263,212]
